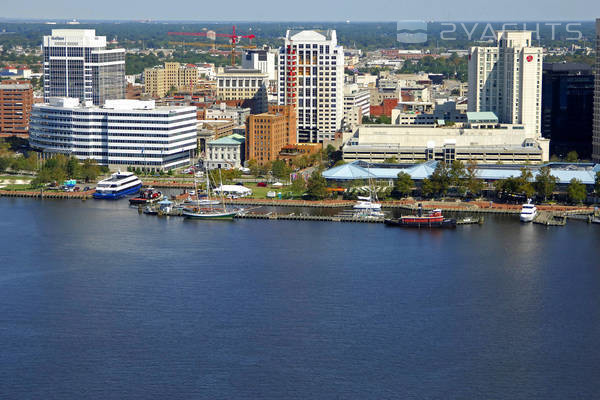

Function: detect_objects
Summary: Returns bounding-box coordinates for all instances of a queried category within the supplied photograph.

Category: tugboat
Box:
[129,188,162,205]
[385,204,456,228]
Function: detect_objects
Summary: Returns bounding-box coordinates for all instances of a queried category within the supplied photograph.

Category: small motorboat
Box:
[129,188,162,205]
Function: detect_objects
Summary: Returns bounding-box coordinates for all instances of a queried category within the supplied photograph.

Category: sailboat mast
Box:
[218,168,226,212]
[206,165,213,211]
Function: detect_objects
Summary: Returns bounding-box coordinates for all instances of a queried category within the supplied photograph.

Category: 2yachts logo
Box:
[396,21,428,44]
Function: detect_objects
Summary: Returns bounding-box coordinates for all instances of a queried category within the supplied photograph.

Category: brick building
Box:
[0,80,33,138]
[245,105,296,165]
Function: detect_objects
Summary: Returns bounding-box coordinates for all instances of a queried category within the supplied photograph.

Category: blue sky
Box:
[3,0,599,21]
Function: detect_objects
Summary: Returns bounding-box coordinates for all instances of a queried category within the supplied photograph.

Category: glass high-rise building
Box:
[542,62,594,158]
[43,29,125,106]
[593,19,600,162]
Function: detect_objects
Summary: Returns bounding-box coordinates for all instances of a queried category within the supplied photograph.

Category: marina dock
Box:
[0,189,95,200]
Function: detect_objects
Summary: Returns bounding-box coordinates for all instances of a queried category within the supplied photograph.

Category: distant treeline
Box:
[0,21,596,52]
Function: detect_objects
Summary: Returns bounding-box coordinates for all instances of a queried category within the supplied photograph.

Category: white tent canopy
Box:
[213,185,252,197]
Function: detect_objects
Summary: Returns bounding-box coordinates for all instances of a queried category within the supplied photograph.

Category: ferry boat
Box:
[129,188,162,205]
[384,205,456,228]
[93,171,142,200]
[520,202,538,222]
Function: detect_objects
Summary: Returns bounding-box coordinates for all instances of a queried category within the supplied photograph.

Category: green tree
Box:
[518,168,535,199]
[595,171,600,198]
[534,166,557,201]
[384,156,399,164]
[325,144,343,166]
[247,159,259,176]
[306,170,327,199]
[565,151,579,163]
[465,160,484,197]
[290,176,306,195]
[421,178,435,198]
[66,157,80,178]
[271,159,292,179]
[567,178,587,204]
[292,155,310,170]
[392,172,413,198]
[449,161,466,185]
[0,157,10,173]
[258,161,271,177]
[429,162,451,197]
[79,159,100,182]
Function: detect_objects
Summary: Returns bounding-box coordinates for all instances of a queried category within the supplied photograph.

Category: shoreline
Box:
[1,189,594,217]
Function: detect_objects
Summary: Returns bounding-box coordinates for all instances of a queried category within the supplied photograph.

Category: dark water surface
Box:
[1,198,599,399]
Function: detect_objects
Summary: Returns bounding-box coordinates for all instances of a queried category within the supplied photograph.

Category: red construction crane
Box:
[168,26,256,66]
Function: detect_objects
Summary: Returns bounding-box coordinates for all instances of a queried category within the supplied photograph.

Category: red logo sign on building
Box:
[526,55,533,62]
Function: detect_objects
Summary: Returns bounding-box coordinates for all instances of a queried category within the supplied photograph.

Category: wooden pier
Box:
[0,189,95,200]
[533,211,567,226]
[235,212,385,223]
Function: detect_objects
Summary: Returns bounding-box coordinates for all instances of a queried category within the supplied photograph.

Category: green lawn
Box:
[0,175,33,181]
[1,184,33,191]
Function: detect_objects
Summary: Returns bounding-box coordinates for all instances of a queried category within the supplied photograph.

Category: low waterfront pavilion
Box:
[213,184,252,197]
[322,161,600,188]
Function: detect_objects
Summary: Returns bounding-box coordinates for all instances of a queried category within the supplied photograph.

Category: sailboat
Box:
[182,171,219,207]
[182,167,239,220]
[353,162,383,214]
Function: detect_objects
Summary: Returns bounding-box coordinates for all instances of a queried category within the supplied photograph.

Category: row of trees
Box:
[394,161,484,199]
[31,155,103,188]
[0,154,37,173]
[245,145,343,180]
[0,138,37,173]
[320,161,600,204]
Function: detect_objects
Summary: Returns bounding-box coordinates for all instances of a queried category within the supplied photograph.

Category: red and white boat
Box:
[385,205,456,228]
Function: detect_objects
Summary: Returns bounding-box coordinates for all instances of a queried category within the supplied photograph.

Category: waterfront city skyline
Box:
[1,6,600,399]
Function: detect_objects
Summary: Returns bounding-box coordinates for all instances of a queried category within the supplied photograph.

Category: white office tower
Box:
[43,29,125,106]
[593,19,600,161]
[343,83,370,129]
[30,98,197,170]
[242,46,277,81]
[278,30,344,143]
[468,31,543,135]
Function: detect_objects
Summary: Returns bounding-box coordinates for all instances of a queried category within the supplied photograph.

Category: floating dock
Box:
[533,211,567,226]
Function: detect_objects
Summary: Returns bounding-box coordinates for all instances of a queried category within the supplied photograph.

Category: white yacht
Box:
[353,196,382,210]
[520,202,538,222]
[93,171,142,199]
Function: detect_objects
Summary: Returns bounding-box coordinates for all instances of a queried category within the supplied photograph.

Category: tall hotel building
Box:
[468,31,543,135]
[29,98,197,170]
[593,19,600,161]
[277,30,343,143]
[43,29,125,105]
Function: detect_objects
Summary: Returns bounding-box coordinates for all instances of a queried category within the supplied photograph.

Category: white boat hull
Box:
[520,211,537,222]
[353,202,382,210]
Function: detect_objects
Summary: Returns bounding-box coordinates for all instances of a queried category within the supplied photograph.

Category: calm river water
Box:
[1,198,599,399]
